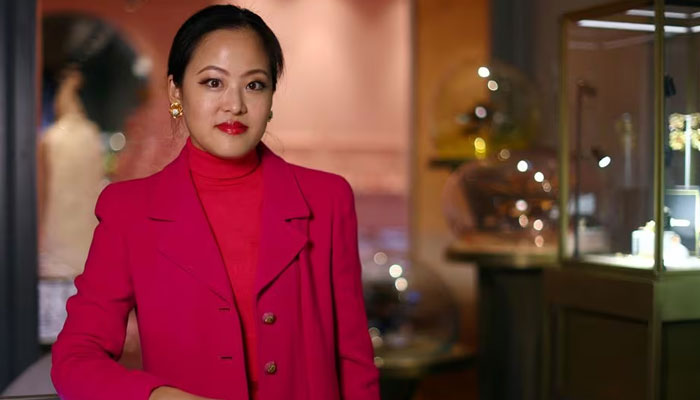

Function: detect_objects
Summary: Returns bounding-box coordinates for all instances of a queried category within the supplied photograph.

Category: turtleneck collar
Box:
[186,137,260,180]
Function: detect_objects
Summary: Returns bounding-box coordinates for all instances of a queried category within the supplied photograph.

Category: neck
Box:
[55,93,85,118]
[186,137,260,179]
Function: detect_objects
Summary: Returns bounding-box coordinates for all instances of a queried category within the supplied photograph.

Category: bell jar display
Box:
[442,149,559,255]
[430,60,540,160]
[359,229,460,368]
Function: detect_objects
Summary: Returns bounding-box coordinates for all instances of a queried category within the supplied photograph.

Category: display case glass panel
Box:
[562,1,700,272]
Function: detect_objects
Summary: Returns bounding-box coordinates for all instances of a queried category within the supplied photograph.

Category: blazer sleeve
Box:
[51,184,167,400]
[330,178,380,400]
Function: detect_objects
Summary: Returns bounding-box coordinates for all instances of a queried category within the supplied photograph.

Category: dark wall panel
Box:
[0,0,39,392]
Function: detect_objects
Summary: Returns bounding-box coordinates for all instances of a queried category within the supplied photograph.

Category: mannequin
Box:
[38,67,105,279]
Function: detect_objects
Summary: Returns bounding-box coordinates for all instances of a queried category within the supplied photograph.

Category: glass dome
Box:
[442,149,559,253]
[359,229,459,367]
[430,60,540,160]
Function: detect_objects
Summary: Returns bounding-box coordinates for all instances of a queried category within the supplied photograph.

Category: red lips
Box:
[216,121,248,135]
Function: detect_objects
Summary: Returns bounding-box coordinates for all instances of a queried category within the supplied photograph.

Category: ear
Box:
[167,75,182,104]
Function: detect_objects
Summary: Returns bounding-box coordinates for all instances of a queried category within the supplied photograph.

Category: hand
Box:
[149,386,220,400]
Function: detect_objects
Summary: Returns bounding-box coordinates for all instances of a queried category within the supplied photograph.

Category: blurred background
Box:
[4,0,700,399]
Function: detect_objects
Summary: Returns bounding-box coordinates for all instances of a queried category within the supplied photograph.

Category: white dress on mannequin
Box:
[39,112,104,277]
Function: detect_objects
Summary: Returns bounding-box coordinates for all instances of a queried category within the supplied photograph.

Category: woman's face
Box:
[168,28,273,159]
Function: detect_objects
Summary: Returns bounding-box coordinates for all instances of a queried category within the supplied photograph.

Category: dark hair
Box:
[167,5,284,90]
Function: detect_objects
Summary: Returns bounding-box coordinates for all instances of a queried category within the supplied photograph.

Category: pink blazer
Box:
[51,143,380,400]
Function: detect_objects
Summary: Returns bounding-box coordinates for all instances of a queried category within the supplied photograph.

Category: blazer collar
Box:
[149,142,310,222]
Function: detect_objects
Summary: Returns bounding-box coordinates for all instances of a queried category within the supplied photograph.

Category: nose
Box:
[223,87,247,115]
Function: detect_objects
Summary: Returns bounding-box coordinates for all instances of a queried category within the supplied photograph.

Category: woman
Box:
[51,5,379,400]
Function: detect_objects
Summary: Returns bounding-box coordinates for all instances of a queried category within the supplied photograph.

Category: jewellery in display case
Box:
[668,112,700,151]
[631,195,700,265]
[692,114,700,150]
[631,223,688,259]
[631,219,689,262]
[669,113,685,150]
[668,113,700,187]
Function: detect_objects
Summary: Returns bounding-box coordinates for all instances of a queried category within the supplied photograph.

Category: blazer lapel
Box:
[146,142,310,303]
[255,144,310,297]
[148,146,234,305]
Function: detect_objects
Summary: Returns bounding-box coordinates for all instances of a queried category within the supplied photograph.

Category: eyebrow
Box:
[243,69,271,78]
[197,65,229,75]
[196,65,270,78]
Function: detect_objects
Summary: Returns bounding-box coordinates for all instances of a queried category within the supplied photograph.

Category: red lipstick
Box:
[216,121,248,135]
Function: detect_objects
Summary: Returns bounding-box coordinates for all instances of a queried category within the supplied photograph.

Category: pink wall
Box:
[39,0,411,196]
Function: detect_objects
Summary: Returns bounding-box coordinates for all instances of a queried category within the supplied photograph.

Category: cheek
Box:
[185,96,217,124]
[181,82,218,118]
[249,96,273,120]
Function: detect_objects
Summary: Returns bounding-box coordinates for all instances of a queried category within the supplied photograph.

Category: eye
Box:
[201,78,222,89]
[247,81,266,91]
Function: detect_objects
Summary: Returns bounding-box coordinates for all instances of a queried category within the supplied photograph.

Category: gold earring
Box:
[169,102,183,119]
[268,110,273,122]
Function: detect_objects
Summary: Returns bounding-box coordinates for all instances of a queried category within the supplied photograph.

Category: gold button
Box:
[262,312,276,324]
[265,361,277,374]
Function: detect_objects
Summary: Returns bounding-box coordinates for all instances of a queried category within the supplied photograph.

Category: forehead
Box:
[187,28,269,72]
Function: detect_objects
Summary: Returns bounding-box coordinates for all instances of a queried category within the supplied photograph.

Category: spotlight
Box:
[591,147,611,168]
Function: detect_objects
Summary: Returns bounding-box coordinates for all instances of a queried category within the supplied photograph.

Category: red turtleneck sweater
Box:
[186,138,262,398]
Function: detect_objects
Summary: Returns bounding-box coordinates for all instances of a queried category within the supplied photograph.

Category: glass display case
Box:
[546,2,700,399]
[560,0,700,273]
